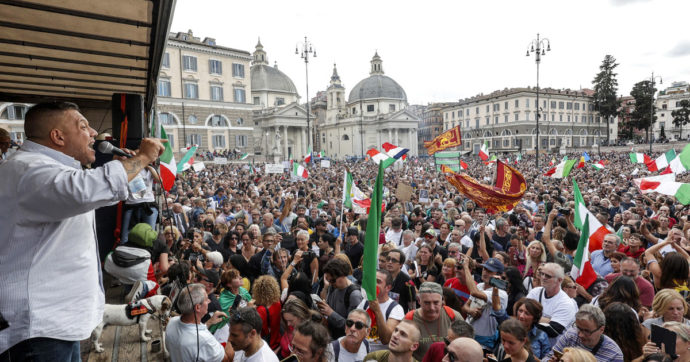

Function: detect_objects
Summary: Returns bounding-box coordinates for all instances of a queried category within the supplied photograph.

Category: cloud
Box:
[610,0,650,5]
[668,41,690,57]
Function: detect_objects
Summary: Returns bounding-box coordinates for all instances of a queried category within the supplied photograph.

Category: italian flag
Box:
[177,146,197,173]
[514,153,522,165]
[292,162,308,179]
[158,124,176,191]
[639,180,690,205]
[629,152,650,164]
[571,215,598,289]
[304,148,312,163]
[382,142,409,160]
[366,148,396,168]
[544,159,576,178]
[573,180,608,252]
[591,160,605,171]
[342,171,371,214]
[484,154,497,165]
[362,163,384,301]
[240,153,249,160]
[549,158,555,166]
[646,149,676,172]
[667,144,690,175]
[478,140,489,161]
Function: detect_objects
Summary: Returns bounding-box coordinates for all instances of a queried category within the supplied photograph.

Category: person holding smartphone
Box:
[461,257,508,350]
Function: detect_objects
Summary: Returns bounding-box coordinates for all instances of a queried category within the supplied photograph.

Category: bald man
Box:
[443,337,483,362]
[0,102,165,360]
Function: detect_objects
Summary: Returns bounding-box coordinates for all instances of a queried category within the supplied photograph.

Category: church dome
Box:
[348,52,407,103]
[251,64,298,95]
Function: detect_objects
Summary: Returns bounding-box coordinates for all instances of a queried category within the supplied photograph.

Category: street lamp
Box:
[295,36,316,162]
[649,72,662,154]
[526,33,551,172]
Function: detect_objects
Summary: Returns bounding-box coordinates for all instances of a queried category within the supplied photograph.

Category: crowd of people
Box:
[113,144,690,362]
[4,101,690,362]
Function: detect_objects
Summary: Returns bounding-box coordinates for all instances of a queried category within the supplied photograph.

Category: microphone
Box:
[97,141,132,158]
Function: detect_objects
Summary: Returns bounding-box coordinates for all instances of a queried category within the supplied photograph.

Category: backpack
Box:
[363,300,399,320]
[331,339,369,362]
[332,283,358,312]
[259,305,271,344]
[404,305,456,321]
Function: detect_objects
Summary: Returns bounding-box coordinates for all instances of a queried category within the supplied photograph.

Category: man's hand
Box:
[293,250,304,264]
[368,299,381,314]
[317,300,334,317]
[207,311,227,326]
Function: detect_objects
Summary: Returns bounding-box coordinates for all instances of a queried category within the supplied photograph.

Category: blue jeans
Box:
[121,205,158,244]
[0,337,80,362]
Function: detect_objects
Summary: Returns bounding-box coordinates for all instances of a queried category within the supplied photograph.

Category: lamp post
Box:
[649,72,662,154]
[295,36,316,162]
[526,33,551,172]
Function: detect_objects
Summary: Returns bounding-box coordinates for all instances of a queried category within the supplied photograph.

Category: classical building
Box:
[318,53,419,159]
[441,87,618,155]
[155,30,255,155]
[653,81,690,140]
[0,103,30,143]
[250,40,310,161]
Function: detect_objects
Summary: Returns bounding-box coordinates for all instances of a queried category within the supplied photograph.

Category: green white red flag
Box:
[646,149,676,172]
[158,124,176,191]
[571,215,598,289]
[362,163,384,300]
[573,180,608,252]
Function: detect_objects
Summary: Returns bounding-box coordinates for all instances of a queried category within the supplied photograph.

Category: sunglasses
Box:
[444,347,457,362]
[345,319,368,330]
[386,257,400,263]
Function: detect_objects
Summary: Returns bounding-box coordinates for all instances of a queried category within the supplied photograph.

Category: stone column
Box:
[283,125,288,160]
[388,129,392,143]
[377,129,381,148]
[408,129,414,155]
[395,128,399,145]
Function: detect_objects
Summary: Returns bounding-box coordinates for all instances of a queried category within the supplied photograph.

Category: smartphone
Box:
[651,324,677,358]
[489,277,507,290]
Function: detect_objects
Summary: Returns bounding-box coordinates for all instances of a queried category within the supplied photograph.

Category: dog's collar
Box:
[140,298,157,314]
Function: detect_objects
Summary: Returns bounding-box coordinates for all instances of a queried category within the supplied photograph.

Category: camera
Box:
[558,208,570,215]
[489,277,507,290]
[303,250,315,259]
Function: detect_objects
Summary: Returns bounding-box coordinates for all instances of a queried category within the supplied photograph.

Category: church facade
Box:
[319,53,419,159]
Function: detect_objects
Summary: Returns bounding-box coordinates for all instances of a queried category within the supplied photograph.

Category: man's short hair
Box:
[24,102,81,140]
[576,304,606,328]
[542,262,565,280]
[377,268,394,286]
[177,283,206,315]
[323,258,351,278]
[388,249,406,265]
[348,309,371,327]
[449,319,475,338]
[391,217,402,228]
[295,321,330,357]
[230,307,263,335]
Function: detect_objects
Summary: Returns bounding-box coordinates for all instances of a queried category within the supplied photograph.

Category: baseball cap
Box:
[480,258,505,273]
[129,223,157,248]
[424,229,437,238]
[198,268,219,287]
[419,282,443,295]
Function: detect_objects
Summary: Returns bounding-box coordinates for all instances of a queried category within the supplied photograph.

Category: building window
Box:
[486,105,490,112]
[475,119,479,128]
[209,115,227,127]
[504,101,508,109]
[466,109,470,116]
[567,115,571,122]
[367,105,375,112]
[388,104,395,112]
[574,103,580,111]
[210,85,224,101]
[514,114,518,121]
[566,102,572,110]
[159,112,175,125]
[352,107,357,114]
[276,97,285,106]
[559,115,563,122]
[184,82,198,99]
[167,134,174,149]
[551,114,555,122]
[253,97,260,105]
[662,104,668,110]
[212,135,226,148]
[209,59,222,75]
[2,105,28,120]
[504,115,508,123]
[558,101,564,109]
[475,107,479,114]
[233,88,246,103]
[182,55,197,71]
[494,116,499,124]
[236,135,248,147]
[187,134,202,147]
[188,115,197,124]
[503,139,510,147]
[515,100,519,108]
[158,79,171,97]
[550,101,556,109]
[162,52,170,68]
[232,63,245,78]
[236,117,244,125]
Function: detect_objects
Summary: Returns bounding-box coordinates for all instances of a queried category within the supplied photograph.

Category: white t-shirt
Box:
[356,298,405,351]
[326,337,369,362]
[385,229,404,245]
[526,287,578,345]
[166,316,225,362]
[401,243,418,265]
[233,340,279,362]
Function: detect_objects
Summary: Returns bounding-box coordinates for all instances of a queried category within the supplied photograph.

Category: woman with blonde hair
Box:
[523,240,546,277]
[252,275,282,351]
[560,347,597,362]
[642,289,690,334]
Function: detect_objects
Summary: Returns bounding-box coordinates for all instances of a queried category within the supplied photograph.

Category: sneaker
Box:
[126,280,144,303]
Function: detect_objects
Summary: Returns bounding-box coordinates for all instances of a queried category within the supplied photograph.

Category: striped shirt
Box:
[546,326,623,362]
[0,141,129,353]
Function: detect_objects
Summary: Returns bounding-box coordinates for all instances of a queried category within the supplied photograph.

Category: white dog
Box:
[91,294,172,354]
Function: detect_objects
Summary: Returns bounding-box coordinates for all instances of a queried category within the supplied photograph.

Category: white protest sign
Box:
[320,159,331,168]
[265,164,284,174]
[214,157,227,164]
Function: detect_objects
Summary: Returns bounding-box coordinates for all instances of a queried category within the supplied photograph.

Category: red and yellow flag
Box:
[446,160,526,213]
[424,126,462,155]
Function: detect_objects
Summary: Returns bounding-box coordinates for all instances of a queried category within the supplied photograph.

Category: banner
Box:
[396,183,414,202]
[265,164,284,174]
[446,160,526,213]
[424,126,462,155]
[214,157,227,164]
[633,173,676,193]
[320,159,331,168]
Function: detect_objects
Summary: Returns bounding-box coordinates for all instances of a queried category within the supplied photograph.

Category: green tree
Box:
[672,99,690,140]
[630,80,657,144]
[592,55,619,145]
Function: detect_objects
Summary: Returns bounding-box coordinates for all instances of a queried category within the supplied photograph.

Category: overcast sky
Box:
[171,0,690,105]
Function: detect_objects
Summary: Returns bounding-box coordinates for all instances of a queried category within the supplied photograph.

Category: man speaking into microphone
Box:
[0,102,166,361]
